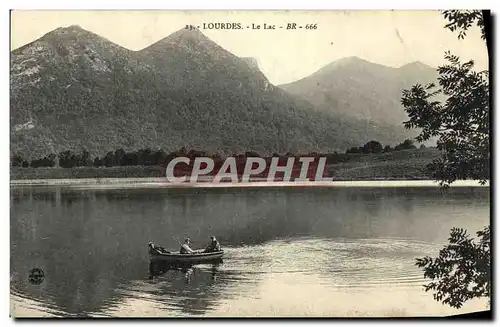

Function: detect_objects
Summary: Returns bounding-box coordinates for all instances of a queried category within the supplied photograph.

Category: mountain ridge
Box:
[13,26,435,70]
[11,25,417,159]
[279,56,438,125]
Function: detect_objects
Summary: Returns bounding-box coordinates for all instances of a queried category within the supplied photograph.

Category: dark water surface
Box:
[10,184,490,317]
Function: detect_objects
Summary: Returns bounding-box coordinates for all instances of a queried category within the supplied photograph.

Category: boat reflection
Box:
[148,259,223,283]
[144,259,229,315]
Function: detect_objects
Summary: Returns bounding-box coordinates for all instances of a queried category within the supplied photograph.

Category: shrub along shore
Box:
[11,148,440,181]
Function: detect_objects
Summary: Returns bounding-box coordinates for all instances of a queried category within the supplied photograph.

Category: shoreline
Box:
[9,178,489,188]
[9,148,443,183]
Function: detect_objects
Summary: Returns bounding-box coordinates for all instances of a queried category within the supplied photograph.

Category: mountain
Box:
[240,57,261,71]
[279,56,438,125]
[11,26,413,159]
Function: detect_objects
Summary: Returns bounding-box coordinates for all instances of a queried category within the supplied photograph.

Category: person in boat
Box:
[204,236,221,253]
[149,241,169,254]
[180,238,195,254]
[148,241,157,254]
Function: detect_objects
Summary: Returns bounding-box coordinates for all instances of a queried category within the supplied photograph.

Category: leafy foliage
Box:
[401,53,489,185]
[30,154,56,168]
[442,10,485,41]
[362,140,383,154]
[402,11,489,186]
[409,10,491,311]
[11,152,26,167]
[394,139,417,151]
[415,226,490,308]
[14,144,437,173]
[345,139,417,154]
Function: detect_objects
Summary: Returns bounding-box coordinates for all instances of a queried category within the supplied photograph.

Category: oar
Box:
[174,236,194,252]
[172,235,183,246]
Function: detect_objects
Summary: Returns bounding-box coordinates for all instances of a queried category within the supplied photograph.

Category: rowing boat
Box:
[149,250,224,263]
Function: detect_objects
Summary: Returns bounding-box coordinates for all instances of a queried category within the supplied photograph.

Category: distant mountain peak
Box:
[279,54,439,127]
[326,56,389,70]
[399,61,434,70]
[31,24,115,51]
[149,27,210,45]
[59,24,85,31]
[339,56,365,62]
[166,27,209,40]
[45,24,92,37]
[142,27,218,54]
[305,56,390,79]
[328,56,370,66]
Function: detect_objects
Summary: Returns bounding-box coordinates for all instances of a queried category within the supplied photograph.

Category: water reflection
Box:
[10,185,490,317]
[125,259,230,315]
[148,260,223,281]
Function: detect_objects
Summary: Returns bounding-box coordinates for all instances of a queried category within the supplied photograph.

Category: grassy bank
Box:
[10,148,441,181]
[329,148,440,180]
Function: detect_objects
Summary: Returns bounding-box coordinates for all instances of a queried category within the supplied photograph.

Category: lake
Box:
[10,183,490,317]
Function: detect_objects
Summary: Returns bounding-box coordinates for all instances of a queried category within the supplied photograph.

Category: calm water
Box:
[10,184,490,317]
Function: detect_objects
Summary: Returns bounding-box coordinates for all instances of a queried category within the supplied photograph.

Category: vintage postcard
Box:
[10,10,490,318]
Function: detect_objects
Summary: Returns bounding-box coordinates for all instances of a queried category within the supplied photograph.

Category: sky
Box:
[10,10,488,85]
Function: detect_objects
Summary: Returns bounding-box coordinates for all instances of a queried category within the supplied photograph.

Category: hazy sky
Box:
[11,10,488,85]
